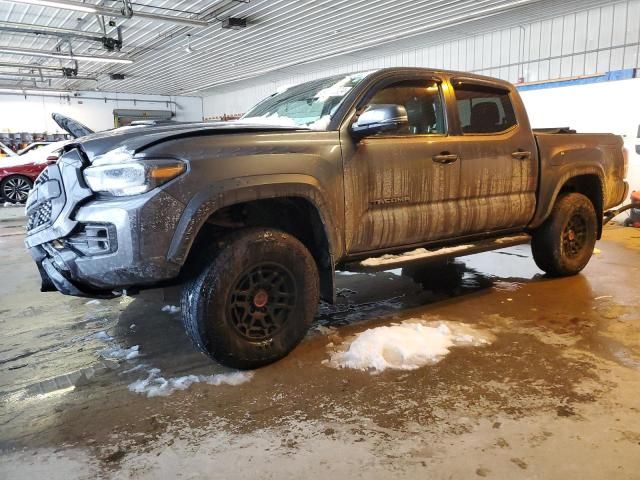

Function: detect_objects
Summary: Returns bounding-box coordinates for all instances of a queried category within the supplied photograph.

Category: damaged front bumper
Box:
[25,149,185,298]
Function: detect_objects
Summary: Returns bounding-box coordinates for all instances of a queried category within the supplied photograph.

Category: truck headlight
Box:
[83,158,186,196]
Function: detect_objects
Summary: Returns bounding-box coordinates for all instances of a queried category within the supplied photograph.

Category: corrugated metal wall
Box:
[203,0,640,118]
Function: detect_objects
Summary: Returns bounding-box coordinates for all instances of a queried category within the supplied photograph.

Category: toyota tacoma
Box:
[25,68,629,368]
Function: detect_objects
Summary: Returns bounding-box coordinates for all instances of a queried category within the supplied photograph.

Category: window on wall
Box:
[364,79,446,135]
[453,82,517,134]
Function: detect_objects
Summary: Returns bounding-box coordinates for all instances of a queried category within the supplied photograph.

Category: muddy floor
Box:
[1,208,639,479]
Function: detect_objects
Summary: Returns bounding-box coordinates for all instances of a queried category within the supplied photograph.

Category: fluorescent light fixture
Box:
[0,87,71,94]
[12,0,209,26]
[71,55,133,64]
[12,0,96,13]
[0,47,133,64]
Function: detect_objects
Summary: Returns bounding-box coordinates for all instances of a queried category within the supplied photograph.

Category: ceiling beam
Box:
[0,46,134,64]
[0,85,73,94]
[11,0,210,27]
[0,20,122,50]
[0,61,63,71]
[0,71,97,81]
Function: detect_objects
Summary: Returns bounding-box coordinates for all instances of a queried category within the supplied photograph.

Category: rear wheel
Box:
[531,193,598,276]
[1,175,32,203]
[181,228,319,369]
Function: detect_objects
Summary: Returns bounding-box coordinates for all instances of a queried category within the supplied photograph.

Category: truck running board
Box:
[343,234,531,272]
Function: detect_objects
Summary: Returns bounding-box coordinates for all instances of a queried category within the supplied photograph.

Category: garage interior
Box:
[1,0,639,478]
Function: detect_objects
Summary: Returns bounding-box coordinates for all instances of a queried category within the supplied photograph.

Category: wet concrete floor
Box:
[1,211,639,479]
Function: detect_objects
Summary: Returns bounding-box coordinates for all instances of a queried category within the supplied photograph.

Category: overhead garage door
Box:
[113,109,174,127]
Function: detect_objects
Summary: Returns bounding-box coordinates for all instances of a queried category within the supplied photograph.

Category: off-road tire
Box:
[531,192,598,277]
[180,228,319,369]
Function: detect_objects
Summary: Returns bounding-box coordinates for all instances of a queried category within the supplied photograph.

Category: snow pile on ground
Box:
[493,281,522,292]
[85,299,101,305]
[128,368,254,397]
[361,245,473,267]
[100,344,140,361]
[93,331,113,341]
[161,305,180,313]
[328,320,493,372]
[3,201,22,208]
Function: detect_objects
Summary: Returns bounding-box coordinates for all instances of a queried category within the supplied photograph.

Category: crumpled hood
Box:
[67,122,307,162]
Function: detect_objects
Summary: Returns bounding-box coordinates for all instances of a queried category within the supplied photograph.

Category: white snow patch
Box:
[493,281,522,292]
[335,270,362,276]
[100,345,140,361]
[161,305,180,314]
[361,245,473,267]
[328,320,493,373]
[93,331,113,341]
[593,247,601,254]
[85,299,101,305]
[312,325,337,336]
[238,113,299,128]
[3,201,21,207]
[128,368,253,397]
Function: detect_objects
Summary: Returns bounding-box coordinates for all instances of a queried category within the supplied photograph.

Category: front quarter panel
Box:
[141,131,345,265]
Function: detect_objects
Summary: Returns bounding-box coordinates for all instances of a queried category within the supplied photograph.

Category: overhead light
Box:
[221,18,247,30]
[12,0,209,27]
[0,87,71,94]
[184,34,196,54]
[16,0,96,13]
[0,47,133,64]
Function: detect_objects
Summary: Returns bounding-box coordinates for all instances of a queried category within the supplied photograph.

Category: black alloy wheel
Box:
[228,262,297,341]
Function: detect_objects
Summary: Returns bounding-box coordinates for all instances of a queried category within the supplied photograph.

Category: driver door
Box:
[342,77,462,254]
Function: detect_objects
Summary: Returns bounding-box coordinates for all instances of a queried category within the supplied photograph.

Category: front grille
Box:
[27,200,52,231]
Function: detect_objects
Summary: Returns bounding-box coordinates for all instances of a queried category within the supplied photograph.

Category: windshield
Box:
[239,71,373,130]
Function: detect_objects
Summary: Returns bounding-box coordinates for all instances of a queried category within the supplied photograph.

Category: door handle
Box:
[432,152,459,164]
[512,150,531,160]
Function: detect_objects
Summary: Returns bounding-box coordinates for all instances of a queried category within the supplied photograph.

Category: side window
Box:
[454,82,517,134]
[364,80,446,135]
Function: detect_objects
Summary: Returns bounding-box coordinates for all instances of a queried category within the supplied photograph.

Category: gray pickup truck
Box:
[25,68,629,368]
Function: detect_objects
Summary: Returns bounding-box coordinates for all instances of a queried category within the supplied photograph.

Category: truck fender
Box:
[167,174,340,302]
[529,165,605,235]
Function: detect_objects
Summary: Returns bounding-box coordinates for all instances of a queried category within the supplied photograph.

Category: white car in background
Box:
[17,141,55,156]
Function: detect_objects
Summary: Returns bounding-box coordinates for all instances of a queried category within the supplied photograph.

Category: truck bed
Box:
[530,130,628,229]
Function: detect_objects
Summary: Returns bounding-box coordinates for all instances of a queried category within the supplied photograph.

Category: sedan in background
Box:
[0,141,69,203]
[17,141,55,156]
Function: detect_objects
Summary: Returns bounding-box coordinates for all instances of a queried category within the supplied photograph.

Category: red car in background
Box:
[1,141,69,203]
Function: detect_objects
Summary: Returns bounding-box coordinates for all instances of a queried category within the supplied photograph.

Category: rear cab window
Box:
[453,81,517,134]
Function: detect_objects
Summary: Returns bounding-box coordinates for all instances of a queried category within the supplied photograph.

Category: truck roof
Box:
[369,67,516,90]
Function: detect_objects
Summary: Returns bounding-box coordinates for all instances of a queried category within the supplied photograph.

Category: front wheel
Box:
[531,192,598,277]
[1,175,32,203]
[181,228,319,369]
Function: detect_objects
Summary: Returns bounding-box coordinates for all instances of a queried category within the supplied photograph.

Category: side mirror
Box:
[351,104,408,139]
[46,155,59,165]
